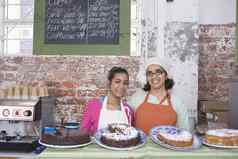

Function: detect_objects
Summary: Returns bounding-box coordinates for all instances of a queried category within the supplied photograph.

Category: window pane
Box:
[7,0,34,5]
[5,40,20,55]
[6,5,21,19]
[21,0,34,5]
[5,25,33,39]
[5,39,32,55]
[21,5,34,20]
[20,39,32,54]
[7,0,20,4]
[6,5,33,20]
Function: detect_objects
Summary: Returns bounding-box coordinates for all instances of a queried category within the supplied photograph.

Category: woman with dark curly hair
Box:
[129,58,189,134]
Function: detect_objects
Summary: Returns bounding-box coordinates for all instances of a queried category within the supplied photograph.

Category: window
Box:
[0,0,34,55]
[0,0,140,56]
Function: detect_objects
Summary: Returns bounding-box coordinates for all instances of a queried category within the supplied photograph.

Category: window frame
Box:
[0,0,34,55]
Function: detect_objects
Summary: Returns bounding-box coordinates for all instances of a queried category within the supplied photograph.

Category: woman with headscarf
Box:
[129,58,190,134]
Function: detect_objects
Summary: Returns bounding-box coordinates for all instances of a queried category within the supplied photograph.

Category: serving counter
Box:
[37,139,238,159]
[0,151,35,159]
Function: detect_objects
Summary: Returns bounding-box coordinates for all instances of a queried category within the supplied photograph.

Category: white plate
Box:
[39,138,93,149]
[94,128,147,151]
[150,125,201,151]
[202,139,238,149]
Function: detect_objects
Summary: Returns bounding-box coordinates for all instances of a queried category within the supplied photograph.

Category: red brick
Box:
[62,81,75,89]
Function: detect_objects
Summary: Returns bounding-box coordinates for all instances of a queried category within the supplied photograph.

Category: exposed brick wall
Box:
[0,24,236,122]
[198,24,236,102]
[0,56,140,122]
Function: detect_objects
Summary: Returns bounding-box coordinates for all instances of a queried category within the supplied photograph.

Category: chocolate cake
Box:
[41,127,90,146]
[100,123,140,148]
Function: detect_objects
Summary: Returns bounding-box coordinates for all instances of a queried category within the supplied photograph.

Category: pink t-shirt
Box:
[80,97,134,135]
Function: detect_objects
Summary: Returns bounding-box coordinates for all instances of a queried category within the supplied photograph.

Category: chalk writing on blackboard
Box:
[45,0,120,44]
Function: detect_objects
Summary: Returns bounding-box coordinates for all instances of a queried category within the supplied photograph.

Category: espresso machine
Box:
[0,98,41,151]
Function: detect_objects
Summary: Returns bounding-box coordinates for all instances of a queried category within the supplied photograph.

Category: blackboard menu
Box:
[45,0,120,44]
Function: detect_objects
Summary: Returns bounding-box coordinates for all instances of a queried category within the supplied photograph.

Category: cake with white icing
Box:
[100,123,140,148]
[205,129,238,146]
[157,126,193,147]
